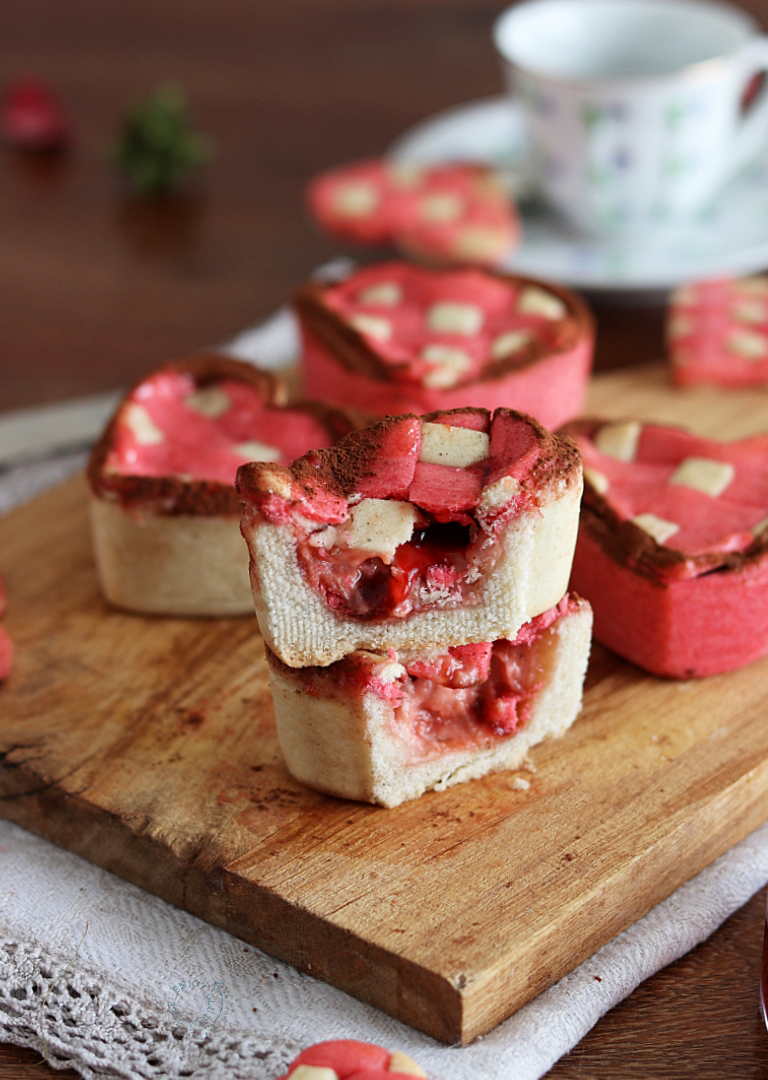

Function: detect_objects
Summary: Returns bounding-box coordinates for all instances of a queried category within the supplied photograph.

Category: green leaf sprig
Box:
[112,84,212,196]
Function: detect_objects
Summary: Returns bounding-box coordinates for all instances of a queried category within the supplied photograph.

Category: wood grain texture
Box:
[3,367,768,1046]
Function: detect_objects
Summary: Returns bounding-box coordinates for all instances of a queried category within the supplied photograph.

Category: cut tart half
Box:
[267,596,592,807]
[667,276,768,387]
[296,261,594,430]
[565,417,768,677]
[88,354,356,617]
[237,406,583,667]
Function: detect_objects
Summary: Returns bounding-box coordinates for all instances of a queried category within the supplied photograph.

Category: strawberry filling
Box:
[388,602,566,755]
[283,599,574,762]
[242,408,556,621]
[306,519,473,619]
[105,370,335,483]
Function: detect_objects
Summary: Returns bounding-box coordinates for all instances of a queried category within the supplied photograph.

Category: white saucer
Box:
[389,97,768,295]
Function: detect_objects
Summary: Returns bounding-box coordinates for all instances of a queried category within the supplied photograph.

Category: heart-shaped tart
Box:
[307,158,520,267]
[267,595,591,807]
[237,406,583,667]
[277,1039,427,1079]
[667,276,768,387]
[564,418,768,677]
[88,354,356,617]
[296,261,594,431]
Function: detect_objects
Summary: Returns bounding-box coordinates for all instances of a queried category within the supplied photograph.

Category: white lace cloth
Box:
[2,307,768,1079]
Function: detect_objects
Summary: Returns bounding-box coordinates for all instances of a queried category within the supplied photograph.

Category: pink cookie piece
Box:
[667,277,768,387]
[306,158,519,267]
[266,596,592,806]
[237,406,583,667]
[278,1039,426,1078]
[564,418,768,677]
[296,262,594,431]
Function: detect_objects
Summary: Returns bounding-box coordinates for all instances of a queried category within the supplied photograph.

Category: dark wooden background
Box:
[1,1,768,1076]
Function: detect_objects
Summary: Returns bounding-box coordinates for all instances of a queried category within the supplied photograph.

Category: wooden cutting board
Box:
[4,364,768,1046]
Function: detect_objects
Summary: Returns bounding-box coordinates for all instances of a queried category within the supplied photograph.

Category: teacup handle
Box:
[733,37,768,165]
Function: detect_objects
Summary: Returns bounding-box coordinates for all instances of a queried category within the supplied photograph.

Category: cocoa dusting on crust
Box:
[526,431,582,494]
[165,352,287,403]
[294,415,406,496]
[295,284,397,381]
[239,406,581,512]
[288,399,367,444]
[294,269,595,385]
[265,641,374,693]
[421,405,491,430]
[565,417,768,579]
[93,472,244,516]
[88,354,354,517]
[239,413,421,503]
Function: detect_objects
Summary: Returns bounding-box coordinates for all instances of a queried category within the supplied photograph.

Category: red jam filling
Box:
[321,262,572,386]
[372,601,570,760]
[306,520,473,619]
[105,371,333,484]
[245,409,548,620]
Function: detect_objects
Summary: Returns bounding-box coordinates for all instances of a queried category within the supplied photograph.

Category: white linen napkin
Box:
[1,304,767,1080]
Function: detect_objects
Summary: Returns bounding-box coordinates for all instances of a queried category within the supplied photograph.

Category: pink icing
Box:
[104,371,334,484]
[321,263,567,387]
[577,423,768,560]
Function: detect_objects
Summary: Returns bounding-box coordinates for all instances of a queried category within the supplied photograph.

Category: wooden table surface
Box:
[1,0,768,1076]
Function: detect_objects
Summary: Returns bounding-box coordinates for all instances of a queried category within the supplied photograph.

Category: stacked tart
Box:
[565,418,768,678]
[88,354,355,617]
[667,276,768,387]
[296,261,594,431]
[237,407,592,807]
[307,158,520,267]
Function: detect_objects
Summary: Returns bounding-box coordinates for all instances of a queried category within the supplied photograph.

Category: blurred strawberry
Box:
[1,78,70,151]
